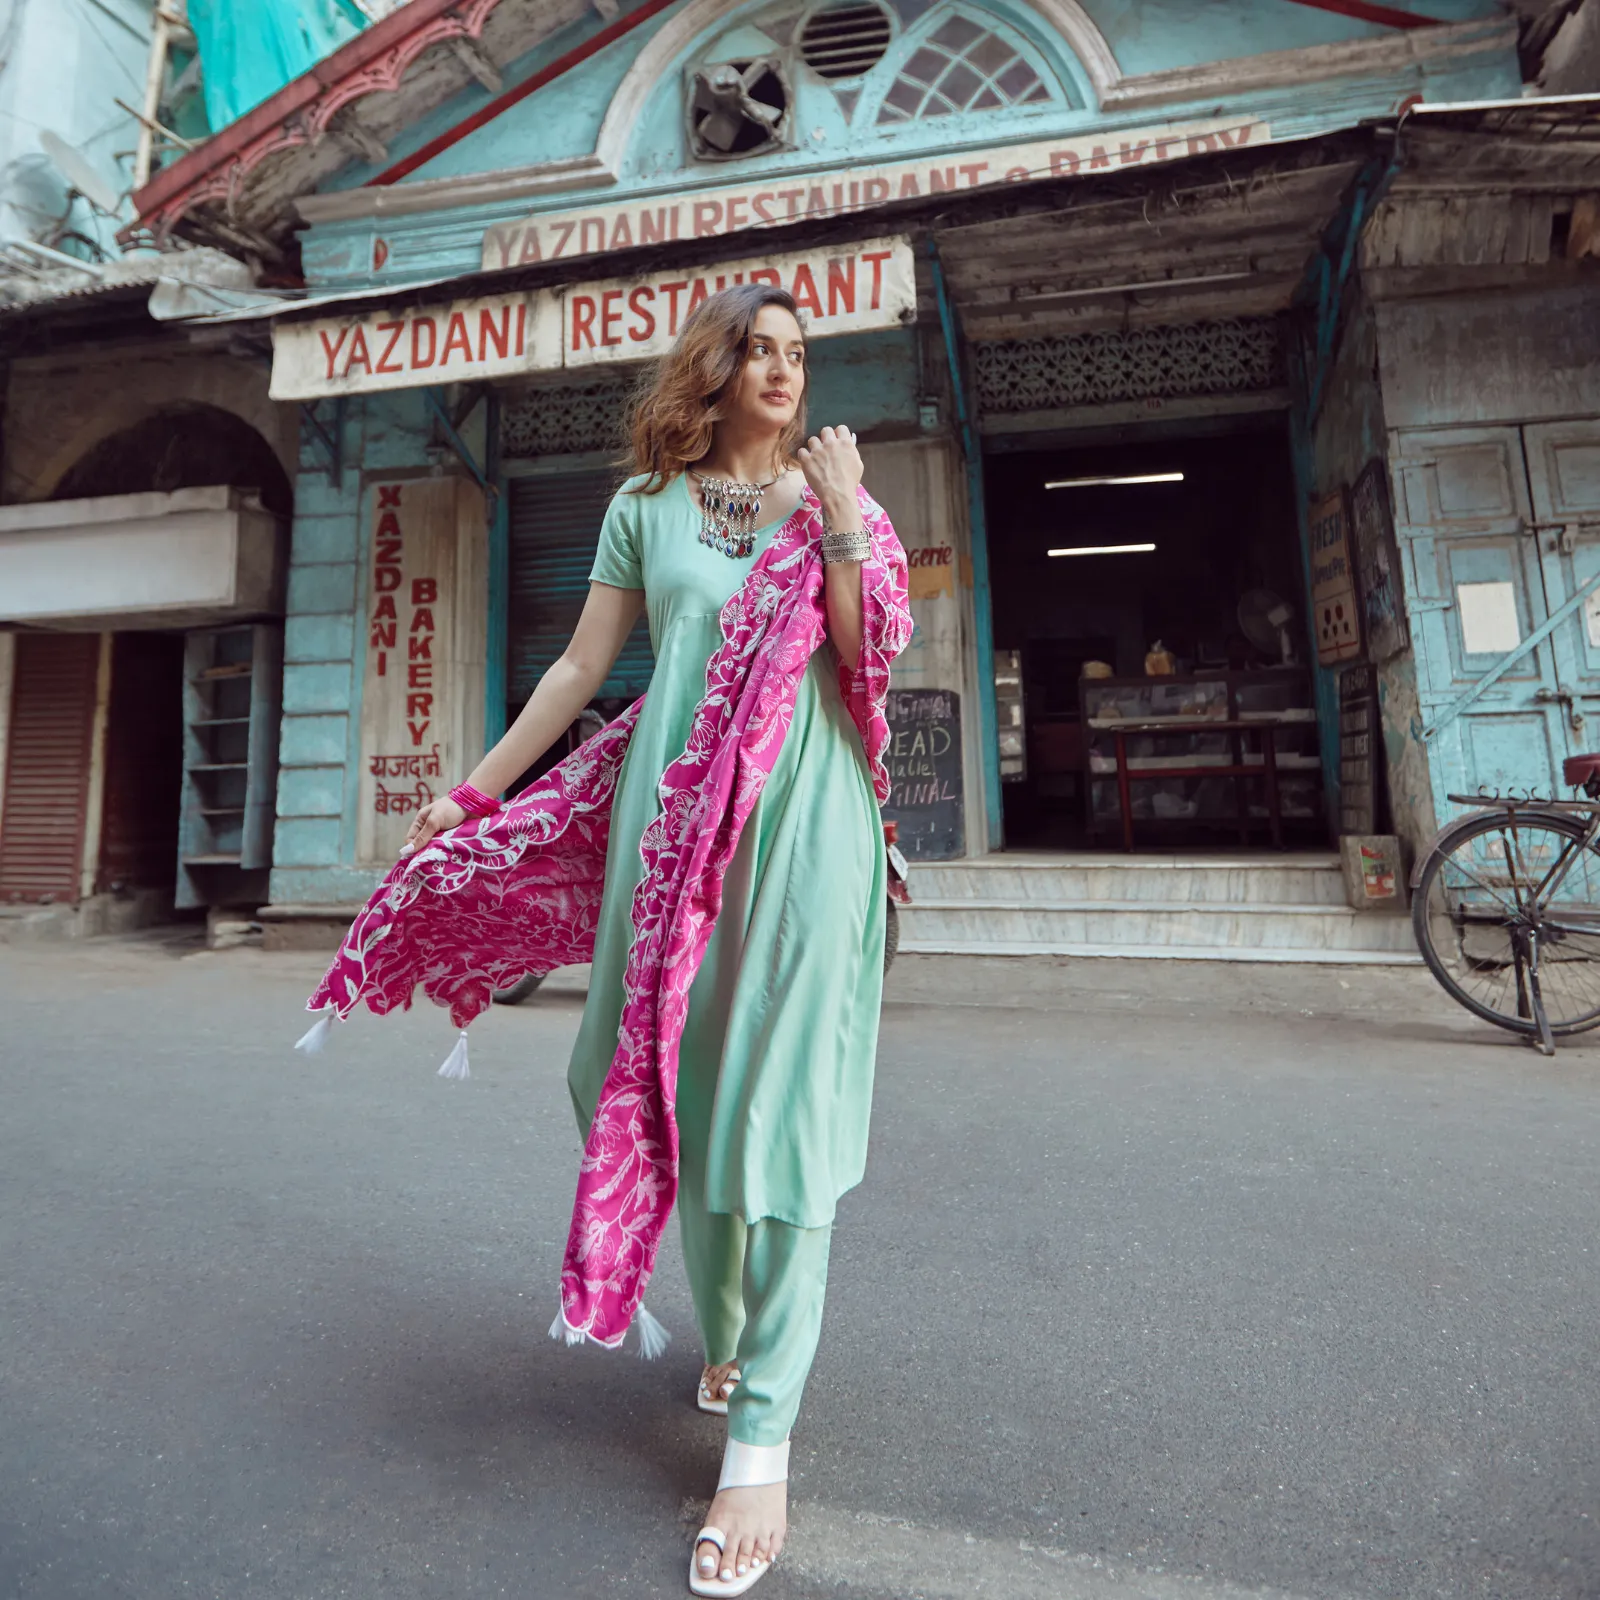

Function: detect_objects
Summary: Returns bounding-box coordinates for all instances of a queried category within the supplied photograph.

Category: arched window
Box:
[877,12,1051,124]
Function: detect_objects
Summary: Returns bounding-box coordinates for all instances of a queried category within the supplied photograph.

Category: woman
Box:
[303,284,910,1596]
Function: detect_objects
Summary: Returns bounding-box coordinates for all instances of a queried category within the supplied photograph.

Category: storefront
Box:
[0,302,294,930]
[124,0,1556,939]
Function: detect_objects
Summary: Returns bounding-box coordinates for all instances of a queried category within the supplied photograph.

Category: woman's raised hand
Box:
[400,795,467,857]
[796,425,863,521]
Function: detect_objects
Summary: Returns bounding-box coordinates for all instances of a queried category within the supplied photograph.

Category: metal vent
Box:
[687,57,792,160]
[800,2,892,79]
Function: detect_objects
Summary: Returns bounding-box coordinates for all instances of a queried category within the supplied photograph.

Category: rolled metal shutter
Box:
[508,470,655,701]
[0,632,99,903]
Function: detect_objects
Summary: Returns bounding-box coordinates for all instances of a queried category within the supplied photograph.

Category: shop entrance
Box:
[985,421,1326,852]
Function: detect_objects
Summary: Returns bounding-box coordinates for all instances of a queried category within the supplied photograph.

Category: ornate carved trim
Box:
[971,317,1285,416]
[501,374,637,457]
[130,0,505,240]
[594,0,1121,172]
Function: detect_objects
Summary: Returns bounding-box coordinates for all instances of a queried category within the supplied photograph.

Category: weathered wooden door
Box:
[1523,421,1600,750]
[1391,426,1574,810]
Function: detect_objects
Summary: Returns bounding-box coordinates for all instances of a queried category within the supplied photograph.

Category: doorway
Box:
[985,421,1322,851]
[1392,419,1600,814]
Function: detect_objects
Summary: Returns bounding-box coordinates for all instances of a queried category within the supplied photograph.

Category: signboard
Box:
[356,477,487,863]
[482,119,1271,272]
[1347,458,1410,665]
[1309,489,1362,666]
[270,236,916,401]
[882,688,964,860]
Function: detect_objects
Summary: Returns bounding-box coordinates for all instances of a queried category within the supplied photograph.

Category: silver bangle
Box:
[821,527,871,564]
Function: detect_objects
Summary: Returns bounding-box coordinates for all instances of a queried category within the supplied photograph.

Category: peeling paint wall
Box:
[1293,291,1436,863]
[2,346,296,505]
[269,387,444,908]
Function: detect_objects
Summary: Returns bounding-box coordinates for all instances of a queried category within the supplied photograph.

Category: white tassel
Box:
[436,1029,471,1080]
[294,1009,334,1055]
[544,1304,669,1357]
[548,1310,586,1347]
[632,1303,672,1360]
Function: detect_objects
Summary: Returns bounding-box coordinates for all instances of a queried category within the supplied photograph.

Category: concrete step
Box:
[911,856,1348,907]
[898,897,1417,956]
[896,937,1419,965]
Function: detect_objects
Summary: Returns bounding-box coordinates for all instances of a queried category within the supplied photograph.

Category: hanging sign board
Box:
[356,477,487,864]
[1309,489,1363,666]
[481,119,1272,273]
[1347,458,1410,664]
[269,236,916,400]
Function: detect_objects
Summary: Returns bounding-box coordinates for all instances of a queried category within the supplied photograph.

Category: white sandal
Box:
[696,1366,741,1416]
[688,1439,788,1597]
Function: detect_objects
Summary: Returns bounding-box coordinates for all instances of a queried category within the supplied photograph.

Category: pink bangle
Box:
[448,782,500,817]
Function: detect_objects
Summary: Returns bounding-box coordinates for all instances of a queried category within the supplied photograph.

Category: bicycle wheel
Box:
[1413,809,1600,1036]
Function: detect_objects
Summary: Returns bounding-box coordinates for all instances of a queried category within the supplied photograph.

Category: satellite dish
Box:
[39,130,121,215]
[1238,588,1297,666]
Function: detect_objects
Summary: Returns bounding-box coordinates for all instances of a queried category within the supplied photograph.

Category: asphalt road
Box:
[1,935,1596,1600]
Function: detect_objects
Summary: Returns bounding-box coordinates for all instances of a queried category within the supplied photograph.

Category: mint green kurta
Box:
[566,474,886,1229]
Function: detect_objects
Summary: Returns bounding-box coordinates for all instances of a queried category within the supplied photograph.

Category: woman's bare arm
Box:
[798,425,866,670]
[402,581,645,854]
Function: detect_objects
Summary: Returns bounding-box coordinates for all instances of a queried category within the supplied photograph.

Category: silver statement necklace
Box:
[688,468,780,559]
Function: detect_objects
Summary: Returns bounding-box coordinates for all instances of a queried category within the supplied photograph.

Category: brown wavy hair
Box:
[624,283,808,494]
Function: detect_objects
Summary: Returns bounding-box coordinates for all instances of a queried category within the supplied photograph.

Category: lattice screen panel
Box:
[501,375,636,458]
[972,317,1284,416]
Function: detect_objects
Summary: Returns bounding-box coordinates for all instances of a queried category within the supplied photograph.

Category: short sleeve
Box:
[589,489,644,589]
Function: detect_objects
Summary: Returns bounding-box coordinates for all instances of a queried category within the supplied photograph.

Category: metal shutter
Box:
[0,632,99,903]
[508,470,655,702]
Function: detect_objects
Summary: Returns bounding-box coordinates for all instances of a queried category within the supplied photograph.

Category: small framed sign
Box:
[1348,459,1410,664]
[1309,489,1363,666]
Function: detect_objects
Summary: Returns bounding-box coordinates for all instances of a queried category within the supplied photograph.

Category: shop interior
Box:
[985,421,1326,852]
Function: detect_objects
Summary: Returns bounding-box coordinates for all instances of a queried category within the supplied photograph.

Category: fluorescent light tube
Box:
[1048,542,1157,557]
[1045,473,1185,489]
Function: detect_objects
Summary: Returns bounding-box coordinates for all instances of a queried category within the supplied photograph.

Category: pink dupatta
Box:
[303,486,911,1350]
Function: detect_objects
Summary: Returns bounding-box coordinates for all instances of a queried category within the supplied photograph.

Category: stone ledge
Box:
[256,902,364,953]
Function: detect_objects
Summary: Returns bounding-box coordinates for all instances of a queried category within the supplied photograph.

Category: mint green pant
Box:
[677,1183,833,1448]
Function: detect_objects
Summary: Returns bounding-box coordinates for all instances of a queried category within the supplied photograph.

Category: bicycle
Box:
[1412,754,1600,1056]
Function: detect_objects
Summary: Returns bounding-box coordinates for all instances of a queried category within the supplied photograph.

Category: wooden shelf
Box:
[1081,668,1319,849]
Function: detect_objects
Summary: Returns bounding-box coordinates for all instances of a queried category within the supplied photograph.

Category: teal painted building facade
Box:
[216,0,1586,919]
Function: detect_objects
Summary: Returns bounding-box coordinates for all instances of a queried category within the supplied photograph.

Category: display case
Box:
[1079,668,1322,845]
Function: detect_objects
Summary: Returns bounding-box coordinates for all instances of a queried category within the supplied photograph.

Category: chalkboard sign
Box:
[1348,459,1410,665]
[882,688,964,860]
[1339,664,1378,835]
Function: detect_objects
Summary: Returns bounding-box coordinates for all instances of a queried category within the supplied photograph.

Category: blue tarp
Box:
[188,0,370,130]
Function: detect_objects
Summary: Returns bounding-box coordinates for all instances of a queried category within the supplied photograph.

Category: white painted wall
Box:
[0,486,283,624]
